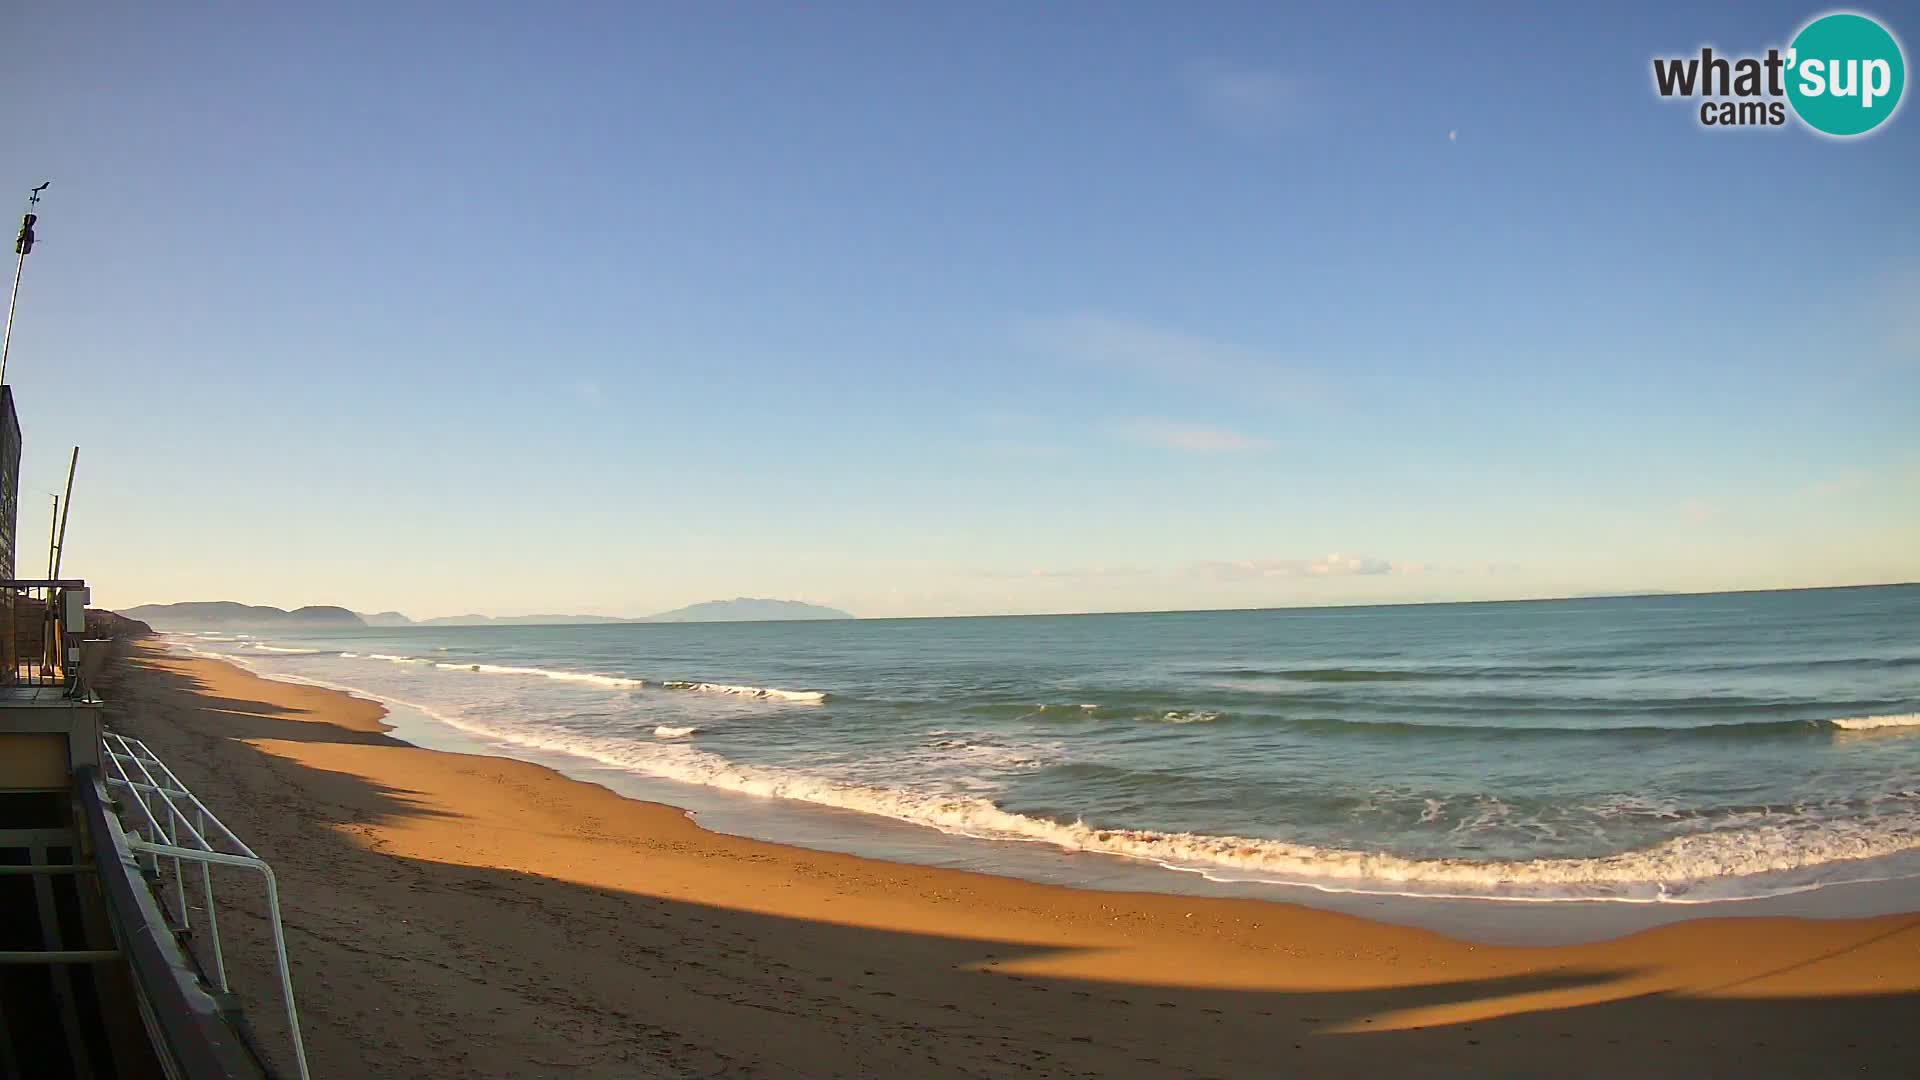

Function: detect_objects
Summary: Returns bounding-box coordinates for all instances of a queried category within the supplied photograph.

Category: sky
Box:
[1,2,1915,619]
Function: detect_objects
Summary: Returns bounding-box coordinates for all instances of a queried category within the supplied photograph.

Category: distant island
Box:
[643,598,853,623]
[118,597,854,630]
[407,614,633,627]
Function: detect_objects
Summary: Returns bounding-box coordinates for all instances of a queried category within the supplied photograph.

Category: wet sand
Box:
[99,643,1920,1078]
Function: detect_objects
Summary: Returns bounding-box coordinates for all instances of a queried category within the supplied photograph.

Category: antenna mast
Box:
[1,182,49,387]
[52,447,77,580]
[46,493,58,578]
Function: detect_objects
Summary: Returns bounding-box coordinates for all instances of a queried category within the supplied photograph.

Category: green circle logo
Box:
[1786,12,1906,136]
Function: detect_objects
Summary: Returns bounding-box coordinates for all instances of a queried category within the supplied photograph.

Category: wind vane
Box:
[3,180,51,386]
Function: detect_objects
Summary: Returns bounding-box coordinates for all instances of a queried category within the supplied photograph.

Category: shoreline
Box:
[175,637,1920,945]
[99,641,1920,1077]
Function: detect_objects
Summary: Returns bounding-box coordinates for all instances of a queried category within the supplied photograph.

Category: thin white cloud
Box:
[1184,60,1307,136]
[969,565,1151,581]
[1116,418,1272,453]
[1194,554,1417,581]
[1019,313,1317,403]
[1804,462,1919,498]
[1679,498,1722,526]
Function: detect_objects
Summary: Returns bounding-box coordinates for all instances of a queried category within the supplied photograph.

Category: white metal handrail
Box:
[102,732,310,1080]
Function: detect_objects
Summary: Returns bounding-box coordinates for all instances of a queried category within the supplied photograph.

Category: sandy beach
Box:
[96,643,1919,1079]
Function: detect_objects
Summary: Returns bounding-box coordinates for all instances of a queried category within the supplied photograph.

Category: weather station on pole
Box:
[3,181,51,390]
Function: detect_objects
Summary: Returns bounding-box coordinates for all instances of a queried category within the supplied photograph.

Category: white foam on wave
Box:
[431,662,646,689]
[1158,710,1221,724]
[249,643,323,655]
[1829,713,1920,732]
[326,697,1920,902]
[303,645,815,701]
[172,636,1920,903]
[662,681,826,704]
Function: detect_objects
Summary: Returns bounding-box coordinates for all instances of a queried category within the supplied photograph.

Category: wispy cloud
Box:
[962,553,1514,589]
[970,565,1151,581]
[1018,313,1316,403]
[1193,553,1416,581]
[1116,418,1272,453]
[1678,498,1722,527]
[1803,461,1920,498]
[1183,60,1308,137]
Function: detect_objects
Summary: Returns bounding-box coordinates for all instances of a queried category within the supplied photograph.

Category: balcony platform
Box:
[0,684,99,707]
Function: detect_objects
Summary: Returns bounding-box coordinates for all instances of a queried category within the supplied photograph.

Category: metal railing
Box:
[102,732,310,1080]
[2,578,88,690]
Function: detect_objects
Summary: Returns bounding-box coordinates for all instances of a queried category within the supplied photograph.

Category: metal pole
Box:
[0,246,25,385]
[46,494,58,578]
[52,447,76,579]
[0,182,48,388]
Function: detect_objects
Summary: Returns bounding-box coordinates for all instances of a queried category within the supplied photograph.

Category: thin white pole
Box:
[0,246,25,386]
[0,183,46,387]
[52,447,77,579]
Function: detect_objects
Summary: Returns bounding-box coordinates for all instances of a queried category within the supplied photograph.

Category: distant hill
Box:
[85,609,154,639]
[123,597,853,630]
[641,598,853,623]
[120,602,365,630]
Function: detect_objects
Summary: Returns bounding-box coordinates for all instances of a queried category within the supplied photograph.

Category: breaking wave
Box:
[653,725,699,738]
[1265,713,1920,739]
[1829,713,1920,732]
[661,681,827,704]
[337,703,1920,902]
[433,662,645,689]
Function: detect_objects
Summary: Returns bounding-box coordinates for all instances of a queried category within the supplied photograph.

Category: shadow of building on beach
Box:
[96,652,1920,1080]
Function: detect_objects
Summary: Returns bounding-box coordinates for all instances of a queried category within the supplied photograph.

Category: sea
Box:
[167,585,1920,910]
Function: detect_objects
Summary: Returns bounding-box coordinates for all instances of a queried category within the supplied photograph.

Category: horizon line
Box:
[121,579,1918,628]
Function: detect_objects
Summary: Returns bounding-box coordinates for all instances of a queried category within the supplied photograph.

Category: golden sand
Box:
[100,644,1920,1078]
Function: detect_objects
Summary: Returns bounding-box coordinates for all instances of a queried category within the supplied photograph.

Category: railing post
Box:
[102,734,310,1080]
[197,804,226,992]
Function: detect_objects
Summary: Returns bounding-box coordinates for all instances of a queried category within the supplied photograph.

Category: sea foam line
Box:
[341,654,817,700]
[661,681,827,704]
[1828,713,1920,732]
[205,639,821,702]
[433,662,645,689]
[158,638,1920,903]
[328,695,1920,903]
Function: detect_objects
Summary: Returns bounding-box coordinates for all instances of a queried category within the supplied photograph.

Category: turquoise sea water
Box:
[171,585,1920,903]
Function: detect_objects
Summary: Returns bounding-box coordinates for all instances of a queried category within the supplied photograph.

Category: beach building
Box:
[0,381,303,1077]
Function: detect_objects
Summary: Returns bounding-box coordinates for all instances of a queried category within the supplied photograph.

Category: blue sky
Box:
[2,2,1915,618]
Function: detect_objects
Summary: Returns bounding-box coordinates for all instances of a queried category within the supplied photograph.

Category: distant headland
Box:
[119,597,855,630]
